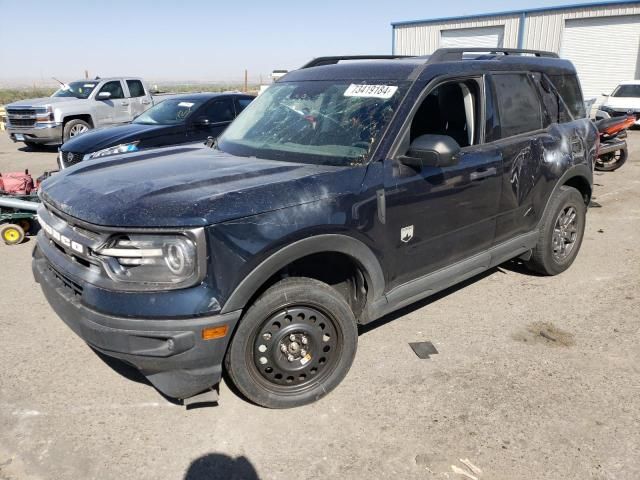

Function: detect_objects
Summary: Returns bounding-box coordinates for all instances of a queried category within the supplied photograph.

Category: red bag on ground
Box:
[0,171,34,195]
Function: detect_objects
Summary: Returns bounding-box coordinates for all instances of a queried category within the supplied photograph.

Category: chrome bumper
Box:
[7,123,63,144]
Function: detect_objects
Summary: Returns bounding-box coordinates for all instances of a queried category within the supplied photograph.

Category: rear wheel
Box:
[1,224,25,245]
[526,186,586,275]
[225,277,358,409]
[595,148,627,171]
[63,119,91,142]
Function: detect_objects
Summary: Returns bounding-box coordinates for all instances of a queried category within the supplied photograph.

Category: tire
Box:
[225,277,358,409]
[1,224,25,245]
[63,119,91,142]
[525,185,586,276]
[595,148,627,172]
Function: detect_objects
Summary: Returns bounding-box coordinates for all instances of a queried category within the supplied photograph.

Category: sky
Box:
[0,0,594,85]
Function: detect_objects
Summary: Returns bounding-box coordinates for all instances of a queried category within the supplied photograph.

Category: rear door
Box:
[126,79,151,119]
[94,80,130,125]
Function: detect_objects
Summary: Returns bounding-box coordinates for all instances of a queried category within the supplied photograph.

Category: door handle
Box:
[141,99,151,105]
[470,167,497,181]
[121,101,129,106]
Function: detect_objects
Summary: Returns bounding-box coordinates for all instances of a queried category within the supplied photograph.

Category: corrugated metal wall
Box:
[393,15,520,55]
[393,3,640,54]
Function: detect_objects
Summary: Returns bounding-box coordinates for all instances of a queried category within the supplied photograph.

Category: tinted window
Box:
[203,98,235,123]
[235,98,253,114]
[611,84,640,98]
[98,81,124,99]
[491,74,543,139]
[548,74,585,119]
[126,80,145,98]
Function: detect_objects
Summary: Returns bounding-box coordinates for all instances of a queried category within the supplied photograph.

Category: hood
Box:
[602,96,640,111]
[8,96,80,108]
[40,146,365,228]
[61,123,176,153]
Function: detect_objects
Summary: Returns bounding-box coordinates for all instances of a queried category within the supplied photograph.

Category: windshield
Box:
[52,81,98,99]
[612,84,640,98]
[133,98,206,125]
[217,80,408,166]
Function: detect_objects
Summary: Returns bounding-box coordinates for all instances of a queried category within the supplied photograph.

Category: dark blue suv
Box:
[33,49,598,408]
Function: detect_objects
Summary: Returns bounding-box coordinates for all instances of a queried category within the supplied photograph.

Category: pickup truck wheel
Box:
[526,186,586,275]
[225,277,358,409]
[63,120,91,141]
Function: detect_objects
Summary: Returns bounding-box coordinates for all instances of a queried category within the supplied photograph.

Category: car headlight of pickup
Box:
[85,142,139,160]
[95,233,204,289]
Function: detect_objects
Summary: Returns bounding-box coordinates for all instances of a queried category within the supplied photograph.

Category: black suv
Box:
[33,48,598,409]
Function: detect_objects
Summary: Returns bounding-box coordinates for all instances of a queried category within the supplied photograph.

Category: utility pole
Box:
[244,69,248,93]
[84,69,88,79]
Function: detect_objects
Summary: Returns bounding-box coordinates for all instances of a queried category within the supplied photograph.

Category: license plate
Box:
[15,134,25,141]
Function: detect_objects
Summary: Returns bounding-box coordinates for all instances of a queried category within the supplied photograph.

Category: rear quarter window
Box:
[548,74,585,120]
[491,73,543,139]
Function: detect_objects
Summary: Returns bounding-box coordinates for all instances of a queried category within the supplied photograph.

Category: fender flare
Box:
[538,164,593,228]
[220,234,386,314]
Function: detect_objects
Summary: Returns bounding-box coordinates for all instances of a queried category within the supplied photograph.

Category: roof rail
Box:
[429,48,559,62]
[301,55,412,69]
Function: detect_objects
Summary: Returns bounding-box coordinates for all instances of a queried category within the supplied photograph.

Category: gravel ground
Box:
[0,133,638,480]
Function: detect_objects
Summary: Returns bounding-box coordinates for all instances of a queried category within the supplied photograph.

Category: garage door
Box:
[440,26,505,49]
[561,16,640,99]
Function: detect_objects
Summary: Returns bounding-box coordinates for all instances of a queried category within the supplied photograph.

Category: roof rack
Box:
[429,48,559,62]
[301,55,412,69]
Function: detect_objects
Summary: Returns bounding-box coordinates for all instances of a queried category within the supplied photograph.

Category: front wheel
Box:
[63,119,91,142]
[525,186,586,276]
[225,278,358,409]
[595,148,627,172]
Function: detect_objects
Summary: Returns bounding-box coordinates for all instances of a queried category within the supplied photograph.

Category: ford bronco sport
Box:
[33,48,597,408]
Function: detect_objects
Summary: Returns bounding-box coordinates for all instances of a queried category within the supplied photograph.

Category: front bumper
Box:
[32,246,241,399]
[8,123,63,144]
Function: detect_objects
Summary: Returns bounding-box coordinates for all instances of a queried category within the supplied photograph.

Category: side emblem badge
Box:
[401,225,414,243]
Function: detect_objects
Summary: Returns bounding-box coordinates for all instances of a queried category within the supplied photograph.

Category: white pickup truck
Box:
[5,77,154,147]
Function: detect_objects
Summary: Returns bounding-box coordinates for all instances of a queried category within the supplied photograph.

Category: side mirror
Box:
[602,92,610,97]
[97,91,111,100]
[193,116,211,128]
[400,134,461,168]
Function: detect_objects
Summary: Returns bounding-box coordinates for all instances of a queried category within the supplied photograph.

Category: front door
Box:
[94,80,131,126]
[383,77,502,290]
[188,97,235,142]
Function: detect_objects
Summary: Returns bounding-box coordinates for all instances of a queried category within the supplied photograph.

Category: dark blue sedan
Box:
[58,92,254,168]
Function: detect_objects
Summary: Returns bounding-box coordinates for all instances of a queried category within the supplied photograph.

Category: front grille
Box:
[61,150,82,167]
[47,261,84,297]
[7,108,36,116]
[9,118,36,127]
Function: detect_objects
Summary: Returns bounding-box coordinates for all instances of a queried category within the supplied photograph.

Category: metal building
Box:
[392,1,640,98]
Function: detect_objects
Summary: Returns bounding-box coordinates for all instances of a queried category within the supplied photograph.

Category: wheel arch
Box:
[539,165,592,228]
[220,234,386,316]
[63,114,94,129]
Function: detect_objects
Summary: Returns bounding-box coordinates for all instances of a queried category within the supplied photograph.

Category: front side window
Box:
[217,80,408,166]
[52,81,97,99]
[611,84,640,98]
[126,80,145,98]
[202,98,234,123]
[98,81,124,100]
[491,74,543,139]
[408,79,481,149]
[133,98,206,125]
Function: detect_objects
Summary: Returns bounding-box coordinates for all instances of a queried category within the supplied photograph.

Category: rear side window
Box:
[126,80,146,98]
[203,98,234,123]
[548,74,585,120]
[491,74,543,139]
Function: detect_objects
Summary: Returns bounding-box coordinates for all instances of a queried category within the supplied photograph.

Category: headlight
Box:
[85,142,139,160]
[95,233,203,288]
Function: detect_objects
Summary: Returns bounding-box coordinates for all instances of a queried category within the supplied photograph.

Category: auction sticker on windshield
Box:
[344,84,398,99]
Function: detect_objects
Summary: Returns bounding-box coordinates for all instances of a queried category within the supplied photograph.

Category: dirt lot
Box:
[0,133,638,480]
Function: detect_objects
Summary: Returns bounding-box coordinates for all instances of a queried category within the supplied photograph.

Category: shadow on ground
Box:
[185,454,260,480]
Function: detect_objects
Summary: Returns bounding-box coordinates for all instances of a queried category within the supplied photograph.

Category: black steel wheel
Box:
[595,148,627,172]
[226,277,358,408]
